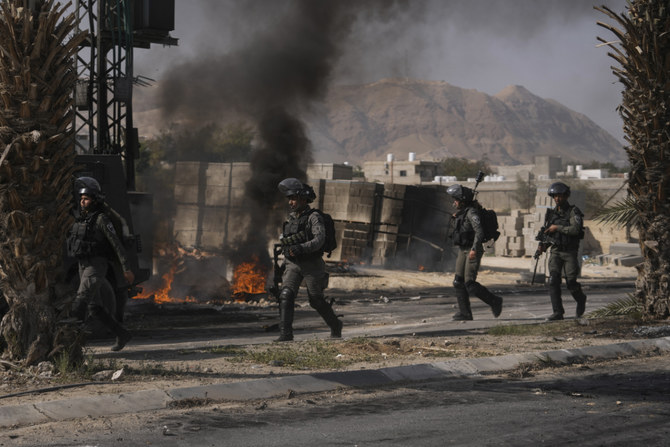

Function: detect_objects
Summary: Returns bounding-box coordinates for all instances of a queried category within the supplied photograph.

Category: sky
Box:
[133,0,629,143]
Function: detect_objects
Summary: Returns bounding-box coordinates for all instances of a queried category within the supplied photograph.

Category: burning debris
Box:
[133,243,277,306]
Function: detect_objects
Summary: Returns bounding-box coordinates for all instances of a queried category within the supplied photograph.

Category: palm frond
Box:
[593,196,639,229]
[586,294,643,318]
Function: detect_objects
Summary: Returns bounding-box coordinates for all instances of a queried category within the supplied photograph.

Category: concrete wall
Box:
[363,160,439,185]
[172,162,633,272]
[307,163,353,182]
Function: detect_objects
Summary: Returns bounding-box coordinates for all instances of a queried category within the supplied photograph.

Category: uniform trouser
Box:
[548,249,587,315]
[72,257,125,337]
[453,248,499,313]
[280,256,338,335]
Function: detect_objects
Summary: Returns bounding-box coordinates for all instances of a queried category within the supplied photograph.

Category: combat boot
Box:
[309,294,342,338]
[111,327,132,352]
[546,312,564,321]
[466,281,502,318]
[453,295,473,320]
[276,288,295,342]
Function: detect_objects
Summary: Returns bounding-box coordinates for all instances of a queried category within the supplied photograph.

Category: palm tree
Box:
[596,1,670,317]
[0,1,85,364]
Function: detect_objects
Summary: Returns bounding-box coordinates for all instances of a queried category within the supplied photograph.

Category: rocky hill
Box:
[133,77,625,166]
[305,78,624,166]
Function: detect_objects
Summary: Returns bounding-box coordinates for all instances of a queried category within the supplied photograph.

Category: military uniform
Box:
[450,203,503,320]
[544,203,587,319]
[67,207,132,351]
[277,206,341,341]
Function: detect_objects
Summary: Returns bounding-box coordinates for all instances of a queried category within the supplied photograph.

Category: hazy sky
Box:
[134,0,628,143]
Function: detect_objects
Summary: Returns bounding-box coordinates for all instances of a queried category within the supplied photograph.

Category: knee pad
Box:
[453,275,465,289]
[279,288,295,303]
[549,273,562,288]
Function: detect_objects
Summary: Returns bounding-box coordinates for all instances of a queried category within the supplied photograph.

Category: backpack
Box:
[311,209,337,257]
[479,207,500,243]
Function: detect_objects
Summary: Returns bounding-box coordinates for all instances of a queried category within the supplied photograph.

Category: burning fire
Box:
[133,263,197,304]
[418,265,425,271]
[231,255,268,297]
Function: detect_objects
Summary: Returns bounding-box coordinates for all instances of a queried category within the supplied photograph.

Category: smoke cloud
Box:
[157,0,410,261]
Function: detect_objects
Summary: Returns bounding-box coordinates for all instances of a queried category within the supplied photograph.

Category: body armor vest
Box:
[282,209,322,258]
[451,209,474,247]
[547,206,582,251]
[67,211,112,258]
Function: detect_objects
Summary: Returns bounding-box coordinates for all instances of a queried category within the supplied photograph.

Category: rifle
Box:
[268,243,285,301]
[531,208,556,285]
[472,170,485,198]
[531,241,546,285]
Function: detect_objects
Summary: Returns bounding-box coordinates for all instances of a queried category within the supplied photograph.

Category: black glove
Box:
[288,244,303,256]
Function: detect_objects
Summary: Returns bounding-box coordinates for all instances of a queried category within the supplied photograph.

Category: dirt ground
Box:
[0,256,655,409]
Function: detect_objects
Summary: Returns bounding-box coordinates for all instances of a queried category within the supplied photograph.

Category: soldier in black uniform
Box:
[446,184,503,321]
[275,178,342,342]
[66,177,134,351]
[536,182,587,320]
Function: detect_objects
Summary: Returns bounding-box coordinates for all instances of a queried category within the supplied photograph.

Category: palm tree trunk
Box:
[597,1,670,317]
[0,0,85,364]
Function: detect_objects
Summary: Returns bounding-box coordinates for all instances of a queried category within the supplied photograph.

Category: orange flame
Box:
[133,263,197,304]
[231,255,268,296]
[418,265,425,271]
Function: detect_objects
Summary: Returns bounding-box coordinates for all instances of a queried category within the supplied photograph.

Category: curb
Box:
[2,336,669,429]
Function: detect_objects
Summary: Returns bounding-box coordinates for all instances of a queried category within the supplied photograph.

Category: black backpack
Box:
[479,207,500,243]
[311,209,338,257]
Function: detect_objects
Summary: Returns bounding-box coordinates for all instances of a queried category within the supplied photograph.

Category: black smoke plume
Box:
[158,0,409,267]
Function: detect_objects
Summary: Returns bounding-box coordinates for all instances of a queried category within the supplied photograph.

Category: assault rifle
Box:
[472,170,485,196]
[531,208,558,285]
[268,244,285,301]
[531,228,549,285]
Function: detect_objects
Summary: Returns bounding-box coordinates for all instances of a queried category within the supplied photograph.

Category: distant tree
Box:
[138,122,255,168]
[352,165,365,178]
[437,157,490,180]
[511,174,536,212]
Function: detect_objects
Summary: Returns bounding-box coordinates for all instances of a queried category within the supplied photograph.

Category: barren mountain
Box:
[133,77,624,166]
[304,78,624,166]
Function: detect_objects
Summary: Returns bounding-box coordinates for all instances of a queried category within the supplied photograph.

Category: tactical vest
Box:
[67,211,112,259]
[451,209,474,248]
[547,206,582,251]
[282,208,321,258]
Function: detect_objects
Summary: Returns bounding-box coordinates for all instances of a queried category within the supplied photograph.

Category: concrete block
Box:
[174,184,200,204]
[609,242,641,256]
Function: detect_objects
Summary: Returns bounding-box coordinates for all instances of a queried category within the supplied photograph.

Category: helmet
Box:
[548,182,571,198]
[75,176,104,201]
[446,184,474,203]
[278,177,316,203]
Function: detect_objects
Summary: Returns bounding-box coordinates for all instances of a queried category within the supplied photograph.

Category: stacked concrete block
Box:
[173,162,251,251]
[523,211,545,254]
[494,210,527,257]
[337,222,370,262]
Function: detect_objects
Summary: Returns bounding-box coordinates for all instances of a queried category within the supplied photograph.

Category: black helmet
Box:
[446,184,474,203]
[548,182,571,198]
[278,177,316,203]
[75,176,104,201]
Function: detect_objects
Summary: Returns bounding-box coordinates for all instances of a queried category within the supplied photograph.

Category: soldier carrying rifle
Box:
[274,178,343,342]
[535,182,587,321]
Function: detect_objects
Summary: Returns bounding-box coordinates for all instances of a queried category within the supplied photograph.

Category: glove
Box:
[287,244,303,256]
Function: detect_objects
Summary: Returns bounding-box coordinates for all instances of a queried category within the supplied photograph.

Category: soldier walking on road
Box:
[66,177,134,351]
[275,178,342,342]
[535,182,587,321]
[446,184,503,321]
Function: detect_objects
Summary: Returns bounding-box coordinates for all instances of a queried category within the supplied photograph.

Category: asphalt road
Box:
[15,355,670,447]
